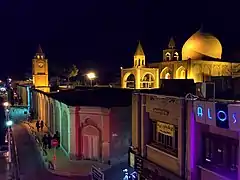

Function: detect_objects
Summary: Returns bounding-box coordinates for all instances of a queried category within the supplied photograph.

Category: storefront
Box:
[129,148,183,180]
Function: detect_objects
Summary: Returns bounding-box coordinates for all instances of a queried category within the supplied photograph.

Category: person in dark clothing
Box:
[47,133,52,149]
[53,131,60,148]
[40,120,44,131]
[36,121,40,132]
[42,134,48,149]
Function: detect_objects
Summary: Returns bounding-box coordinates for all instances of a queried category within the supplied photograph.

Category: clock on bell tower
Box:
[32,44,50,92]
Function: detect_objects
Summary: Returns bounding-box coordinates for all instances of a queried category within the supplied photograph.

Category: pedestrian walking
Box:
[47,133,52,149]
[40,120,44,131]
[36,121,40,132]
[42,134,48,149]
[53,131,60,148]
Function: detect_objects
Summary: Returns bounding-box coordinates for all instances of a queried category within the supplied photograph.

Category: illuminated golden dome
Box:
[182,29,222,60]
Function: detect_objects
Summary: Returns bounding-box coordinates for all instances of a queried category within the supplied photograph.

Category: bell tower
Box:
[163,37,180,61]
[32,45,49,92]
[134,41,145,68]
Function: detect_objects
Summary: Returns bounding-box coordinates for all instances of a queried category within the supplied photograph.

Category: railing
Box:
[11,132,21,180]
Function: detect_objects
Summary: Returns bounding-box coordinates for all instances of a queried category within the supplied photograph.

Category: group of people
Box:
[42,131,60,149]
[36,120,44,132]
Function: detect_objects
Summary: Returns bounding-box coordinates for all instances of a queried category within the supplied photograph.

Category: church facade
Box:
[121,28,240,89]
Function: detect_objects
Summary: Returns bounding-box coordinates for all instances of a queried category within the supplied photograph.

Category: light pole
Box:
[86,72,96,87]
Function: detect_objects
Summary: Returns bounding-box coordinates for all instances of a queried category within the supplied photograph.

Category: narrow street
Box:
[12,124,88,180]
[0,157,7,179]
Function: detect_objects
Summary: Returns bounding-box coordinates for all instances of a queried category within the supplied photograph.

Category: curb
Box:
[22,122,90,178]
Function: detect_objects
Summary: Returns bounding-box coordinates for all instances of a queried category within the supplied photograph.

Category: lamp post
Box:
[86,72,96,87]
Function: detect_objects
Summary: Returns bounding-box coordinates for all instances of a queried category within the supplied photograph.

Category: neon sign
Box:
[233,113,237,124]
[217,110,227,122]
[197,106,215,120]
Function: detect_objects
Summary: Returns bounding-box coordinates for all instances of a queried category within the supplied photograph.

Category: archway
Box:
[55,103,60,133]
[123,73,135,88]
[141,73,155,88]
[81,125,100,160]
[61,110,69,153]
[160,67,172,79]
[176,66,186,79]
[45,99,49,127]
[49,102,54,133]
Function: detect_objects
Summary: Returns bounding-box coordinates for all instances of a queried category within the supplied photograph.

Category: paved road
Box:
[12,124,89,180]
[0,157,7,180]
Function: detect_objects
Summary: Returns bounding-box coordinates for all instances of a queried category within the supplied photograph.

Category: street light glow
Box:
[3,102,9,107]
[86,72,96,80]
[6,120,13,127]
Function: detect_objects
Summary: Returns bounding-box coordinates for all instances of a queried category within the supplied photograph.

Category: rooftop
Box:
[47,87,133,107]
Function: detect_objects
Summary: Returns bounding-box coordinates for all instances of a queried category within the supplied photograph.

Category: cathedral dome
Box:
[182,29,222,60]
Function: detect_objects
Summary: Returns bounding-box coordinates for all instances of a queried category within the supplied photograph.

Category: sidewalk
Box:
[23,120,110,177]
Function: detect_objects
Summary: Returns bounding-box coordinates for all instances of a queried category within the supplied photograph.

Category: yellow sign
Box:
[157,122,174,137]
[129,152,135,168]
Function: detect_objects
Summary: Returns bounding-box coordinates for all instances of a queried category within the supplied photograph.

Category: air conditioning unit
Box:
[196,82,215,99]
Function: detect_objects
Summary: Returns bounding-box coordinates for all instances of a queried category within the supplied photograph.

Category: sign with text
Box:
[193,101,206,124]
[215,103,229,129]
[204,101,216,126]
[194,101,230,129]
[157,122,174,137]
[91,165,104,180]
[146,95,182,124]
[228,104,240,131]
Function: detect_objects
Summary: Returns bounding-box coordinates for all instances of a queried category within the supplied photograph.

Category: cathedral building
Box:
[121,28,240,89]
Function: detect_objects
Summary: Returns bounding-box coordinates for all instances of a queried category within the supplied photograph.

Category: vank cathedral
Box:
[121,28,240,89]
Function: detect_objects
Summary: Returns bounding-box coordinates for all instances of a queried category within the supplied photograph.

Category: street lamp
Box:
[86,72,96,87]
[3,102,9,107]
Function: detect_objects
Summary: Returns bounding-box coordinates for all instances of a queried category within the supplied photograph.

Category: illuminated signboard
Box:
[228,104,240,131]
[215,103,229,129]
[194,101,229,129]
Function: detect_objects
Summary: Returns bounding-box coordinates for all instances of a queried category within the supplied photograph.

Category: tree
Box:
[66,64,79,87]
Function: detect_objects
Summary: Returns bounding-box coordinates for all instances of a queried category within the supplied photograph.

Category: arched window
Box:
[174,52,179,61]
[165,52,171,61]
[141,74,154,88]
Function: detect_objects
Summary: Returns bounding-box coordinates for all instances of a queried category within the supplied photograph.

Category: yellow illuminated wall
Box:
[121,30,240,88]
[32,46,50,93]
[121,41,159,89]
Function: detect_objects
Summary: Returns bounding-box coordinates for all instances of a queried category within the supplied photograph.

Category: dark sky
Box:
[0,1,239,79]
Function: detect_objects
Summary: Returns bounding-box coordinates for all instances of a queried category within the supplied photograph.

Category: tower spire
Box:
[37,44,43,54]
[168,37,175,49]
[134,41,145,56]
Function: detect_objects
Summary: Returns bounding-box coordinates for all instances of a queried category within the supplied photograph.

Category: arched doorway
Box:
[176,66,186,79]
[125,74,135,88]
[49,103,54,133]
[45,100,49,127]
[55,105,60,133]
[160,67,172,79]
[81,125,100,160]
[141,73,155,88]
[61,111,69,153]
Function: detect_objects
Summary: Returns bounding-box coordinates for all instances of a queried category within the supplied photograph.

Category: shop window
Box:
[151,120,178,157]
[203,133,238,171]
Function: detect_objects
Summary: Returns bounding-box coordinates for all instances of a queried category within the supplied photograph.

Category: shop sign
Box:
[157,122,174,137]
[146,95,182,123]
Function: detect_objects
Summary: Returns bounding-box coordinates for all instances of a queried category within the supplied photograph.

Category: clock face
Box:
[38,63,44,68]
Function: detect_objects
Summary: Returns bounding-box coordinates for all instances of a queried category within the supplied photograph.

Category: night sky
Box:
[0,1,239,80]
